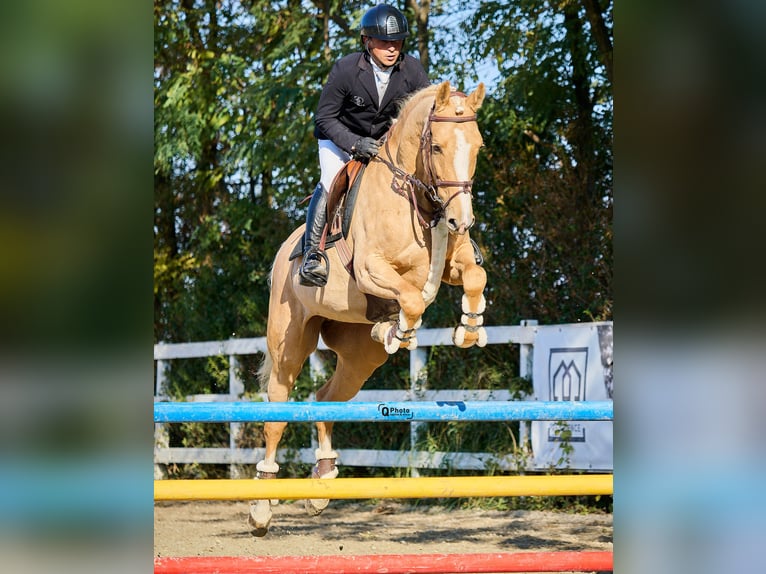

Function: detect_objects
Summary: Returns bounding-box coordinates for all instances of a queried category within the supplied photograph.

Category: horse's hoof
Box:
[305,457,337,516]
[305,497,330,516]
[384,328,400,354]
[248,500,272,537]
[453,325,470,347]
[373,320,420,354]
[371,321,392,346]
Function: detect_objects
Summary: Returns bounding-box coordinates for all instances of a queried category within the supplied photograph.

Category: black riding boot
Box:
[299,185,329,287]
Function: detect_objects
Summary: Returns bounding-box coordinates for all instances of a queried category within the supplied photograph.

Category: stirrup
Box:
[471,238,484,265]
[299,249,330,287]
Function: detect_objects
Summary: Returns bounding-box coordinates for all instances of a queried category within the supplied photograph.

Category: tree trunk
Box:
[563,1,596,204]
[581,0,613,84]
[406,0,430,72]
[321,0,331,62]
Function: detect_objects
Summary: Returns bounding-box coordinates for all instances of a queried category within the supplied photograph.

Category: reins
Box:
[374,93,477,229]
[378,138,433,229]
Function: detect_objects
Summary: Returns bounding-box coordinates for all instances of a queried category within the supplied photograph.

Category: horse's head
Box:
[422,81,486,235]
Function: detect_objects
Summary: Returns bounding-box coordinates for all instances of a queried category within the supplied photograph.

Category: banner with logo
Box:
[530,323,613,471]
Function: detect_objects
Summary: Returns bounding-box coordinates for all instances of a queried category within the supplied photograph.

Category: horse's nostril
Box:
[448,219,469,235]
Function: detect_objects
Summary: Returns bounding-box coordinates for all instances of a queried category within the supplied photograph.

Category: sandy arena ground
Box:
[155,499,612,559]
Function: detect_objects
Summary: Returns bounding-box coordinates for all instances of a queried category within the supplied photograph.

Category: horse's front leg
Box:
[357,256,426,354]
[445,237,488,348]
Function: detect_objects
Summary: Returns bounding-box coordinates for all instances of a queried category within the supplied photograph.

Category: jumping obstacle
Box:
[154,551,614,573]
[155,474,613,501]
[154,400,613,423]
[155,399,613,573]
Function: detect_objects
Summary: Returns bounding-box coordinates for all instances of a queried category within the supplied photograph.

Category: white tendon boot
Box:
[453,294,487,347]
[248,460,279,537]
[305,449,339,516]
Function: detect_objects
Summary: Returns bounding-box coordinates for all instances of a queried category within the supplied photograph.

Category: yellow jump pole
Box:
[155,475,612,501]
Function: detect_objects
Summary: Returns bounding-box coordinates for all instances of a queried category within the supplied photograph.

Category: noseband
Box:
[376,93,477,229]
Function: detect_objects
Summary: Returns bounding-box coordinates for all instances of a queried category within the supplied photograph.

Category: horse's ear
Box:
[466,83,486,111]
[435,81,452,108]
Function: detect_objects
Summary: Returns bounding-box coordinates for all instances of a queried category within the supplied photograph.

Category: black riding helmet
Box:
[359,3,410,41]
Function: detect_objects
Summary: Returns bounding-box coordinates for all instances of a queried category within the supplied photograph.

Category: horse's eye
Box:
[432,144,442,154]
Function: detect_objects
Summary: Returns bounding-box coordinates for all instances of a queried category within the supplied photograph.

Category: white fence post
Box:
[518,319,538,461]
[229,353,244,478]
[409,347,428,477]
[309,350,327,381]
[154,355,169,480]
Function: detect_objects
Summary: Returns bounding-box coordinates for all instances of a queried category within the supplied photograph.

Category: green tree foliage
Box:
[463,0,613,326]
[415,0,612,435]
[154,0,357,345]
[154,0,612,403]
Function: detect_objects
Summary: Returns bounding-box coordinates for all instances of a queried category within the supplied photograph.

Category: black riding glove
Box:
[351,137,379,160]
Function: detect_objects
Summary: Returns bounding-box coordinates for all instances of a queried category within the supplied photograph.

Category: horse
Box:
[249,81,488,536]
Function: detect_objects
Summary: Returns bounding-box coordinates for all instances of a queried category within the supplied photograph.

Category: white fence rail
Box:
[154,321,552,479]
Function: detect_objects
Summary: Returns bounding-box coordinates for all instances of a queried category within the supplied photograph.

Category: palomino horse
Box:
[249,81,487,536]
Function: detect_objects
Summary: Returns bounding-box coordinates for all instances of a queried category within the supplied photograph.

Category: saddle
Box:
[288,160,366,276]
[288,160,401,321]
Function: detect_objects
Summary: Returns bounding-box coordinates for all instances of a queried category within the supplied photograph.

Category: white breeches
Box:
[318,139,351,192]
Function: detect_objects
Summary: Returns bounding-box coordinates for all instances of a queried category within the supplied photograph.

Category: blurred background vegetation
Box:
[154,0,612,512]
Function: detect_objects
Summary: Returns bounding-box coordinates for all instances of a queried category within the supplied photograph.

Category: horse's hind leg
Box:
[304,322,388,516]
[249,310,322,536]
[248,352,291,537]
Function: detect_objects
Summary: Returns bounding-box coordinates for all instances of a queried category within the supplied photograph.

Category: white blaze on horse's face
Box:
[453,129,474,233]
[423,82,485,236]
[433,119,482,235]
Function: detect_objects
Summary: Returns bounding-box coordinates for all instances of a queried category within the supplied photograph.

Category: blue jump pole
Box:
[154,400,613,423]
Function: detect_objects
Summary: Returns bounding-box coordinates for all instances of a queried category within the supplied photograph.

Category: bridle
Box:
[375,93,477,229]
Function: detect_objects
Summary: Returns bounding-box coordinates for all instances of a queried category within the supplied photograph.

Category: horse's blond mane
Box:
[397,84,438,114]
[390,84,439,131]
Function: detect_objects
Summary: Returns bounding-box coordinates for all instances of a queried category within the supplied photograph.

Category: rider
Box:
[298,3,431,287]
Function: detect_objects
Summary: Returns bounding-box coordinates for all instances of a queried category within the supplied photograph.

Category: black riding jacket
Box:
[314,51,431,153]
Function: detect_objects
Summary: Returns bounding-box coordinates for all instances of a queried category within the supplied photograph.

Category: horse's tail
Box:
[256,252,279,393]
[257,348,273,393]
